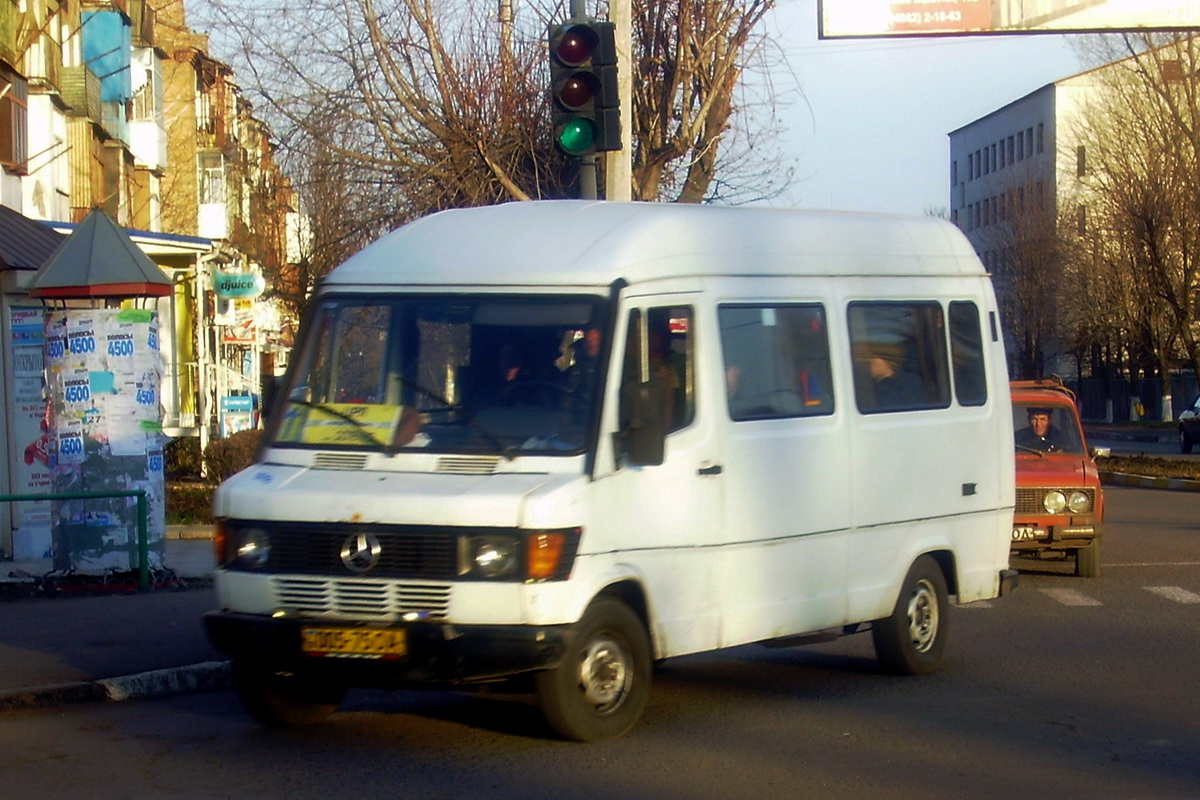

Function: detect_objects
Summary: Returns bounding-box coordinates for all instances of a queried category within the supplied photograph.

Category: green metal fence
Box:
[1,489,150,590]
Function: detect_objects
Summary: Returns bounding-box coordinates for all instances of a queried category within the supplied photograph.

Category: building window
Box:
[1076,145,1087,177]
[1026,127,1034,156]
[1017,133,1024,161]
[1007,135,1015,164]
[1077,205,1087,235]
[198,152,225,204]
[1037,123,1045,153]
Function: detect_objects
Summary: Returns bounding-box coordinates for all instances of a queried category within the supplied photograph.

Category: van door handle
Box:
[698,464,723,476]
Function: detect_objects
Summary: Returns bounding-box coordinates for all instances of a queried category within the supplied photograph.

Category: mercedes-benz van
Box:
[204,201,1018,741]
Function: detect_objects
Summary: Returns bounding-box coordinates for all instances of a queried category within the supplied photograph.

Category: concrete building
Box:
[948,68,1099,379]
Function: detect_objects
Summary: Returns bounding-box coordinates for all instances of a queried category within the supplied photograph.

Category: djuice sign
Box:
[214,270,266,298]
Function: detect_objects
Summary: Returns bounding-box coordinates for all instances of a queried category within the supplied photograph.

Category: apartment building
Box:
[2,0,299,430]
[2,1,303,556]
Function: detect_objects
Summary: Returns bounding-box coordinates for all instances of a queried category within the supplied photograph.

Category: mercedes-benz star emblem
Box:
[340,532,382,573]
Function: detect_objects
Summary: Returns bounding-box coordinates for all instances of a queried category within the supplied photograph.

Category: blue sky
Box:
[765,0,1089,215]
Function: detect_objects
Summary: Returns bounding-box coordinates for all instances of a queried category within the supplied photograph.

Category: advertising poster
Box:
[48,309,167,572]
[8,307,53,560]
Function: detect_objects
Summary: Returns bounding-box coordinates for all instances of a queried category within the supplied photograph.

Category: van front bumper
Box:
[204,611,568,687]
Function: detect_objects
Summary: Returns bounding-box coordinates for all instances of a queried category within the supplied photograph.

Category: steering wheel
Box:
[498,380,573,407]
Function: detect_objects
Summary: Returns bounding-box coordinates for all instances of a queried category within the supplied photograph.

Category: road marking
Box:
[1040,588,1102,607]
[1106,561,1200,567]
[1146,586,1200,604]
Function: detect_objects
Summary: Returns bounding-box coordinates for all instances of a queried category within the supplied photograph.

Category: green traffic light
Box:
[556,118,595,156]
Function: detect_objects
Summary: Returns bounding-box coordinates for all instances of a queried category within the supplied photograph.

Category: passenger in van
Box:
[1015,407,1065,452]
[565,326,603,419]
[866,348,925,410]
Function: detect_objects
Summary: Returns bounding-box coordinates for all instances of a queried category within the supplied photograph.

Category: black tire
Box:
[872,555,950,675]
[535,597,652,742]
[1074,539,1101,578]
[231,661,346,727]
[1180,427,1194,454]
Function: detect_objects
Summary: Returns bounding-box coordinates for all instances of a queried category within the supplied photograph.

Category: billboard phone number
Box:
[893,10,963,25]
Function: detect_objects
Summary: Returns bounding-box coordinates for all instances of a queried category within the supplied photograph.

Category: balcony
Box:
[127,0,156,48]
[24,34,63,97]
[80,0,129,14]
[61,64,102,120]
[1,0,22,65]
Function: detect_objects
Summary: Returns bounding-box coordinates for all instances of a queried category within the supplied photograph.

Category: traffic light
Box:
[548,20,620,156]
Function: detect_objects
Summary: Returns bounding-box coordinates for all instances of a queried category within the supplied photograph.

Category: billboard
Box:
[819,0,1200,38]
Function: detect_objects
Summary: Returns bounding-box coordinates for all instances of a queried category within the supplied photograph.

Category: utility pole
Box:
[606,0,632,201]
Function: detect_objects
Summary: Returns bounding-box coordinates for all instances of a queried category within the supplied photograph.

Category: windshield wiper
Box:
[1015,444,1047,457]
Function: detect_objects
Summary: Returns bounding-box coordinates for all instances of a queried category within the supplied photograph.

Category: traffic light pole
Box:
[569,0,599,199]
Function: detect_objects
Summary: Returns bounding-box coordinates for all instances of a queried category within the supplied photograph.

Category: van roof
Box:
[325,201,987,290]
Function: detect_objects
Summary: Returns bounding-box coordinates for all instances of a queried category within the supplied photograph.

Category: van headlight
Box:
[231,526,271,569]
[1043,490,1067,514]
[460,535,520,579]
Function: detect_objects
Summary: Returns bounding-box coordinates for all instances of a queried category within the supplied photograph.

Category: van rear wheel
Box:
[872,555,950,675]
[535,598,651,742]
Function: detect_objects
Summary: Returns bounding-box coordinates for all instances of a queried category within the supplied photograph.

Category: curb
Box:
[0,660,231,714]
[1100,471,1200,492]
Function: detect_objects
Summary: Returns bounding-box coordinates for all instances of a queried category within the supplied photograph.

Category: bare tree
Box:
[187,0,794,299]
[977,171,1065,379]
[1068,34,1200,403]
[631,0,791,203]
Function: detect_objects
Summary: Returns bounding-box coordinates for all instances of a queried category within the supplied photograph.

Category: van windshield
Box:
[271,294,607,456]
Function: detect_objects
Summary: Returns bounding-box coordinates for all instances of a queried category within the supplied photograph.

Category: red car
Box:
[1010,380,1106,578]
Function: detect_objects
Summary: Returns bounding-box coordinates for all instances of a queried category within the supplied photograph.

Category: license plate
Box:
[301,627,407,658]
[1011,526,1045,541]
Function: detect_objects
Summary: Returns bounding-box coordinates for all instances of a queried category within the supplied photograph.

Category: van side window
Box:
[622,306,694,432]
[849,302,950,414]
[949,301,988,407]
[718,304,834,421]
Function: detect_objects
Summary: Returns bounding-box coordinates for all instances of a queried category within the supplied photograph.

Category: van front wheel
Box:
[231,661,345,727]
[872,555,950,675]
[535,598,652,742]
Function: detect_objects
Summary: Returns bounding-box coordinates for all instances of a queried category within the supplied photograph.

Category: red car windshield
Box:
[1012,401,1085,455]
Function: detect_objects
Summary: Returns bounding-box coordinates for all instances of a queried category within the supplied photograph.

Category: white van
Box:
[204,201,1018,741]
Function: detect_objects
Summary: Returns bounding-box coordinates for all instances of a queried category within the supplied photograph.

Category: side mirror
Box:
[1091,446,1111,459]
[619,379,667,466]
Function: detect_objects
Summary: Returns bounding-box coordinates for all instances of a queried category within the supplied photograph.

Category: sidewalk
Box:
[1,528,231,712]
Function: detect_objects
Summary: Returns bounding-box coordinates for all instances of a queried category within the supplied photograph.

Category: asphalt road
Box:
[1,486,1197,800]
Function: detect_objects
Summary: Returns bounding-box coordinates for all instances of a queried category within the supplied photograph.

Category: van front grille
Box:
[267,527,459,579]
[273,576,450,620]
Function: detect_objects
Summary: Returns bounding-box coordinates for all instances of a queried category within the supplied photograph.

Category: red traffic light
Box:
[556,73,600,111]
[552,24,600,67]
